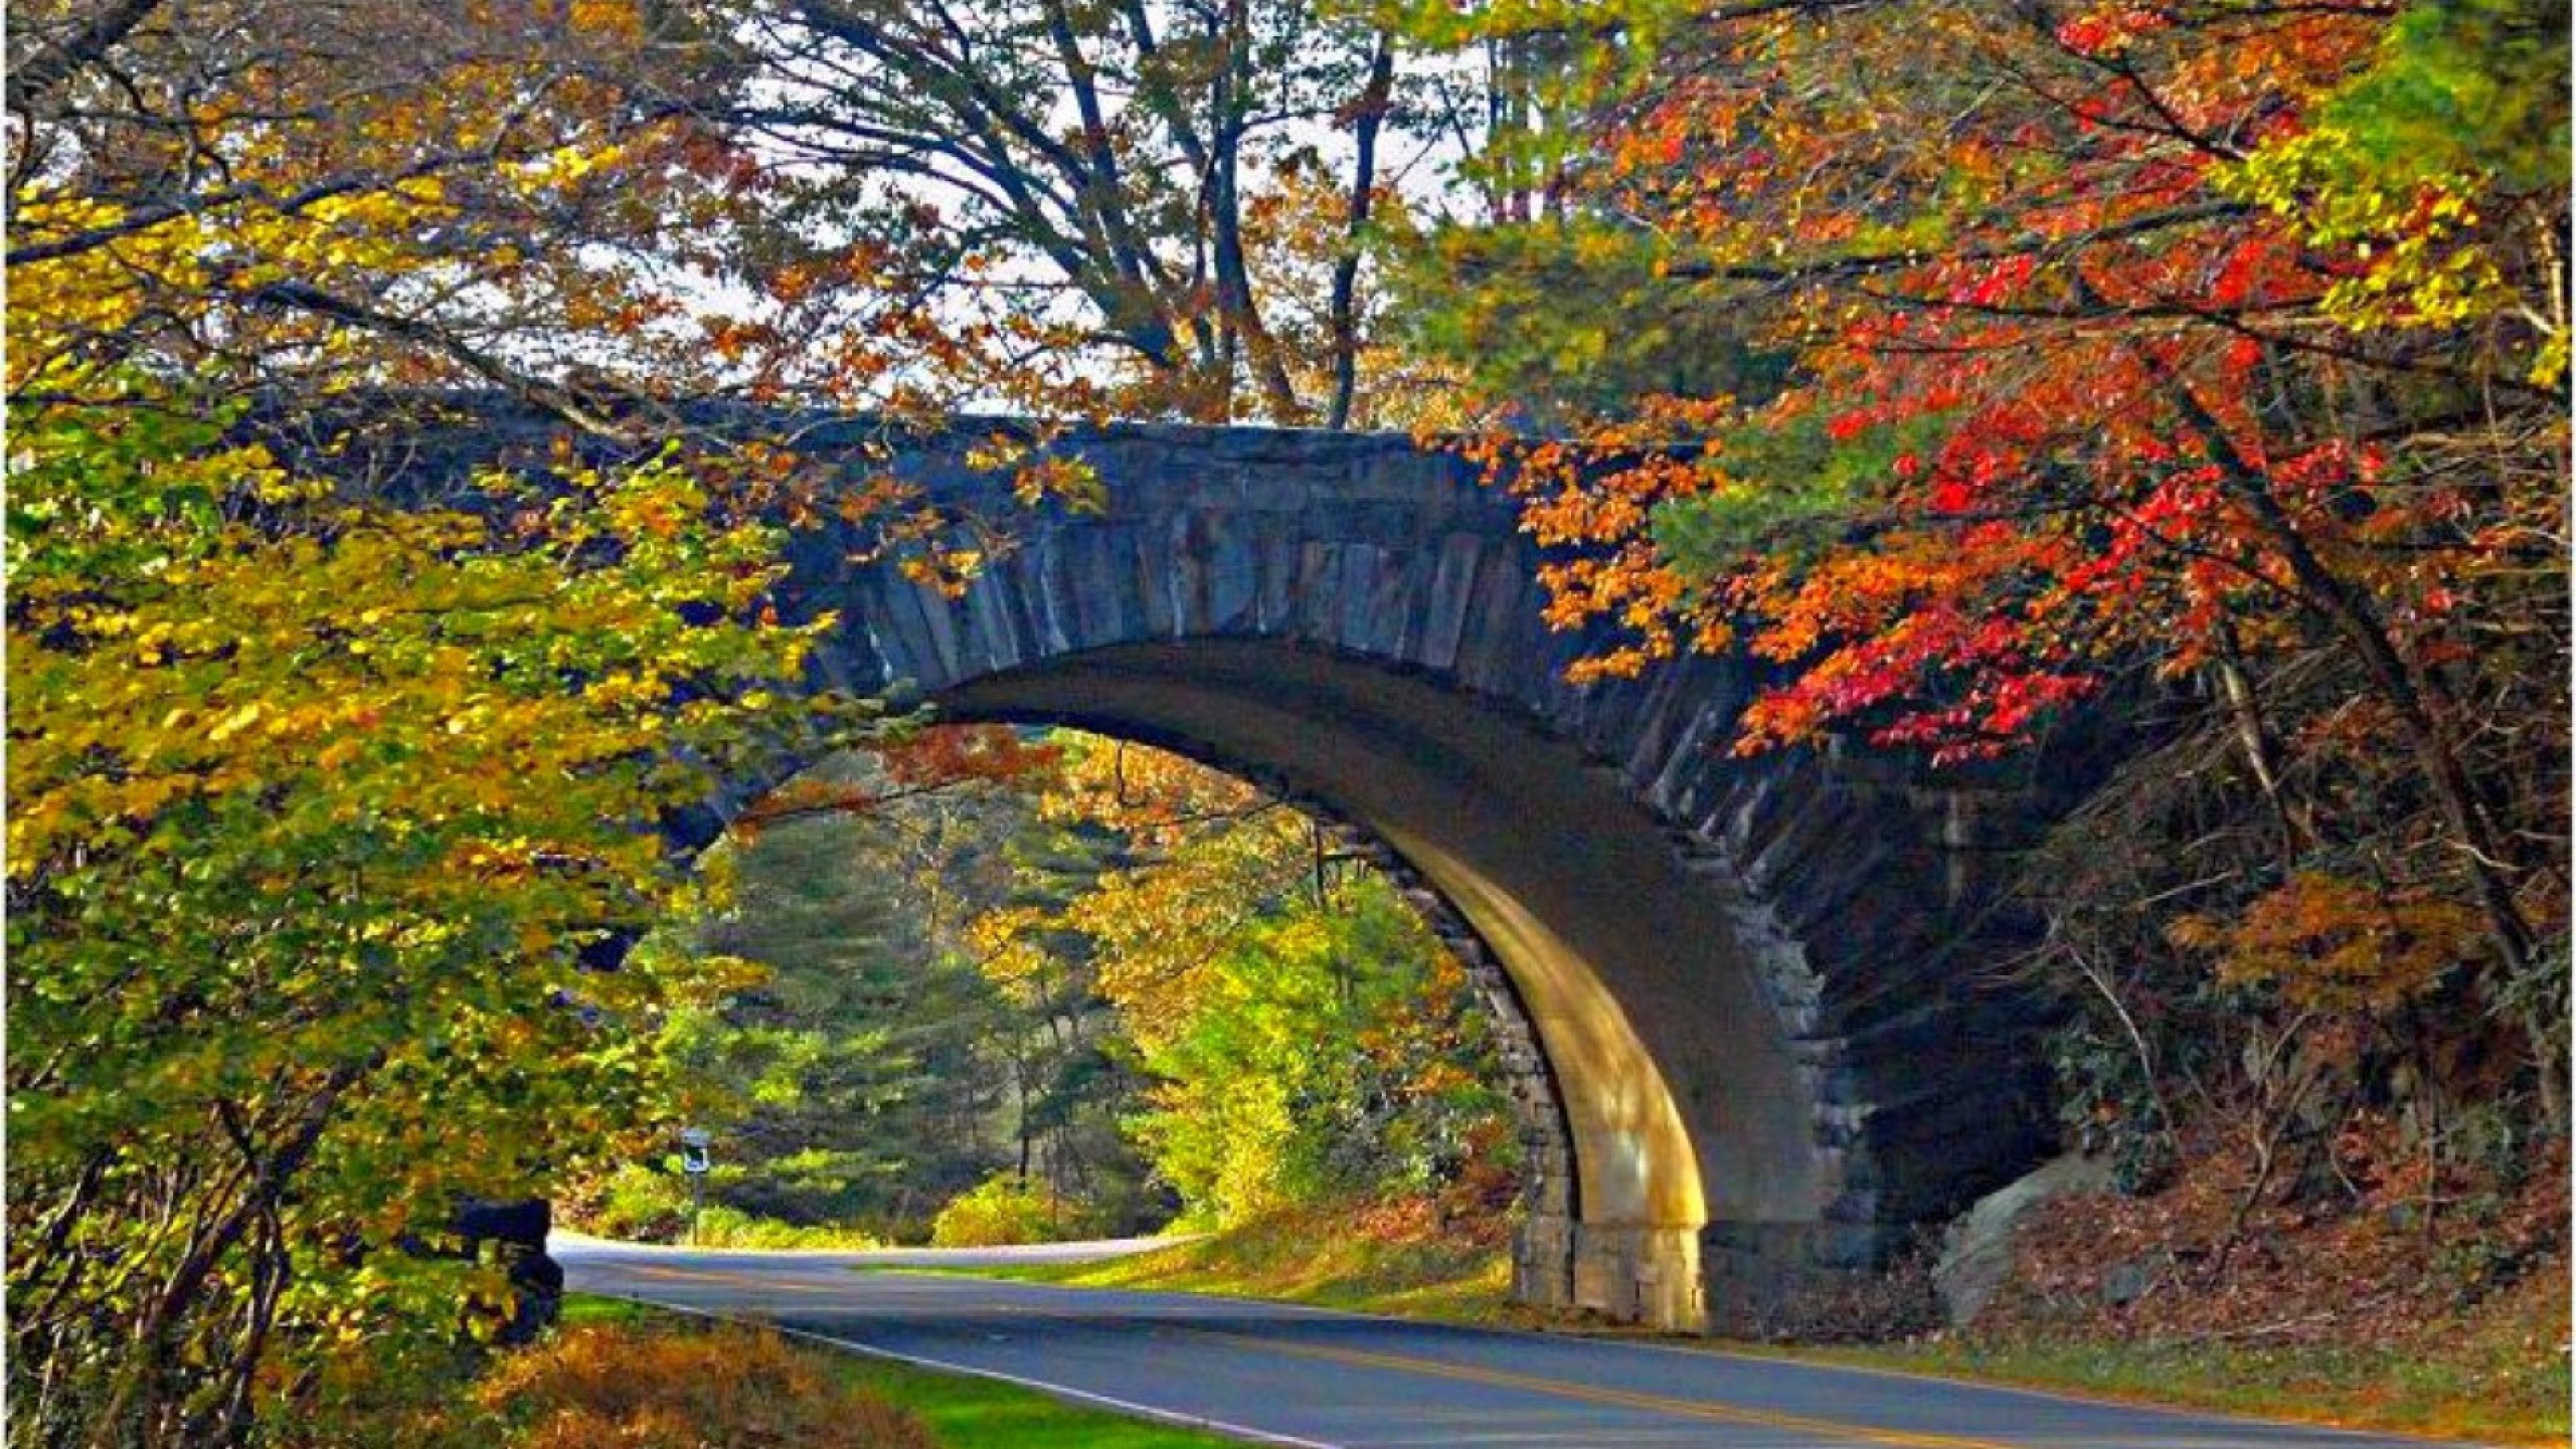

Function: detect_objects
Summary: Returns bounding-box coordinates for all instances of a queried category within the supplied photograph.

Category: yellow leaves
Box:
[583,671,672,710]
[895,549,985,598]
[2221,121,2518,342]
[130,621,178,666]
[504,140,629,199]
[9,418,829,920]
[15,192,129,233]
[206,702,266,743]
[2527,331,2569,391]
[1010,456,1105,513]
[961,433,1107,515]
[8,168,468,393]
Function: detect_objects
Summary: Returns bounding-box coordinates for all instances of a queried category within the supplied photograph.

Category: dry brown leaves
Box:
[1983,1116,2567,1352]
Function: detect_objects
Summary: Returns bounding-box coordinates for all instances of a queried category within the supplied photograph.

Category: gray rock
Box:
[2100,1256,2158,1307]
[1933,1152,2116,1328]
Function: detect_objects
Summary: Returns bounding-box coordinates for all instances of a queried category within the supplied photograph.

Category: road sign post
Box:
[678,1129,712,1246]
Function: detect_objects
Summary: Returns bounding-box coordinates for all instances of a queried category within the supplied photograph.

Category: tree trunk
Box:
[2163,380,2544,1035]
[1208,0,1303,422]
[1325,34,1395,430]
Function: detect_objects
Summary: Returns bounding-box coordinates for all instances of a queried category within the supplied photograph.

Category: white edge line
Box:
[575,1287,1347,1449]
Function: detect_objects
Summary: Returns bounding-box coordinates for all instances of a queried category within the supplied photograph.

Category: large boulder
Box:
[1932,1152,2115,1329]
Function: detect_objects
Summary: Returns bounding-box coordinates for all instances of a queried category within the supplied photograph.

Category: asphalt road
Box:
[556,1237,2487,1449]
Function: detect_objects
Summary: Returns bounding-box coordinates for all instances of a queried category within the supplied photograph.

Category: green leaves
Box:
[1398,220,1792,426]
[969,737,1515,1231]
[2220,0,2567,377]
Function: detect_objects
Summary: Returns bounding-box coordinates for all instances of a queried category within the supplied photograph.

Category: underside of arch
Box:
[940,639,1834,1330]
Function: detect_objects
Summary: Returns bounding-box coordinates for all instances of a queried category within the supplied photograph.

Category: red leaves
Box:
[2053,5,2171,59]
[1463,0,2551,771]
[877,724,1061,790]
[731,727,1061,842]
[1955,254,2039,308]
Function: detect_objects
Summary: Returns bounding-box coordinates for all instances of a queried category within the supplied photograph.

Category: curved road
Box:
[557,1237,2489,1448]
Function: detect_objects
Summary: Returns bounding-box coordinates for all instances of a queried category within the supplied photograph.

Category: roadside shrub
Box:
[272,1328,512,1449]
[929,1172,1101,1247]
[694,1205,888,1250]
[572,1163,888,1248]
[581,1162,694,1242]
[477,1323,933,1448]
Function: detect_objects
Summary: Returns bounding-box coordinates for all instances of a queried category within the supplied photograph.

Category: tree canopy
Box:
[5,3,873,1440]
[1401,0,2566,1176]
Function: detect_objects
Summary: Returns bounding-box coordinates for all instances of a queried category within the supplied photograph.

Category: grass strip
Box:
[1738,1330,2569,1448]
[937,1207,1512,1324]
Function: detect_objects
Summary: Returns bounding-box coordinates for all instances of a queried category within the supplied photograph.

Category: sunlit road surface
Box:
[557,1237,2487,1449]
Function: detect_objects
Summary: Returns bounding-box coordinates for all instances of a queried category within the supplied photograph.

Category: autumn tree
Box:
[1403,0,2567,1167]
[13,1,689,414]
[973,735,1519,1228]
[1,3,906,1442]
[4,400,855,1444]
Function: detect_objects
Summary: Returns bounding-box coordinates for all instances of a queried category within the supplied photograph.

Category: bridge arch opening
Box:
[934,637,1829,1331]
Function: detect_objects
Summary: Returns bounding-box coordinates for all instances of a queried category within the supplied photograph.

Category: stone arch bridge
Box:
[347,402,2078,1335]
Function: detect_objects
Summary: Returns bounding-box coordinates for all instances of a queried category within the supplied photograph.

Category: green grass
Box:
[557,1293,1239,1448]
[824,1354,1246,1448]
[945,1203,1514,1323]
[556,1293,655,1328]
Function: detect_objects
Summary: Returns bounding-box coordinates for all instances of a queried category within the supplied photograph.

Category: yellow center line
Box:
[1173,1328,2022,1449]
[618,1262,852,1293]
[602,1262,2021,1449]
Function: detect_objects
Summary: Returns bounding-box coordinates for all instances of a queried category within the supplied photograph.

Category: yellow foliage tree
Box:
[4,5,881,1443]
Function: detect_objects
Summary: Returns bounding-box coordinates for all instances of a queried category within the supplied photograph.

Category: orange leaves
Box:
[2169,872,2482,1015]
[704,318,785,364]
[2051,5,2172,60]
[725,727,1063,846]
[963,431,1109,513]
[1040,734,1258,842]
[730,780,883,842]
[877,724,1062,792]
[561,0,648,42]
[476,1323,934,1449]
